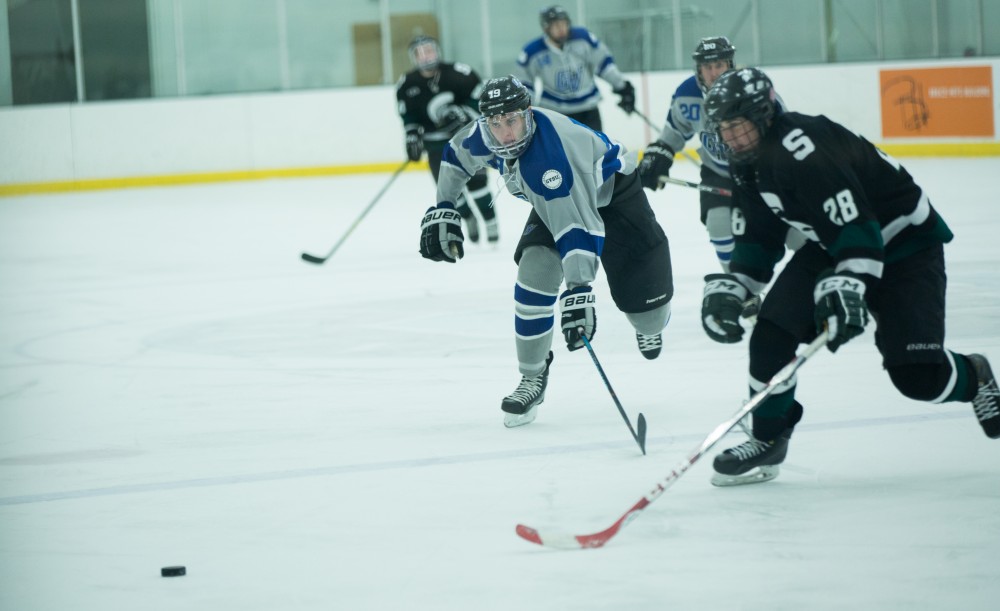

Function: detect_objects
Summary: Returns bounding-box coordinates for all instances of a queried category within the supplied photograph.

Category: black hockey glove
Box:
[560,286,596,351]
[615,81,636,114]
[419,202,464,263]
[405,126,424,162]
[813,270,869,352]
[638,141,675,190]
[702,273,748,344]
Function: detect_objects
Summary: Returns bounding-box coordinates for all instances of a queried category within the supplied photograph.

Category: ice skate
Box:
[502,352,553,428]
[485,218,500,244]
[465,216,481,243]
[635,332,662,360]
[969,354,1000,438]
[711,428,792,486]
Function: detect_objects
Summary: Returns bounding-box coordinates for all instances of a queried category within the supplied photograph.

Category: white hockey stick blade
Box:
[710,465,780,487]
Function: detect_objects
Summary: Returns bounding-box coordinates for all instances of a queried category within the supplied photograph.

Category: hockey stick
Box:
[580,332,647,455]
[301,160,410,264]
[516,332,828,550]
[657,176,733,198]
[633,109,701,166]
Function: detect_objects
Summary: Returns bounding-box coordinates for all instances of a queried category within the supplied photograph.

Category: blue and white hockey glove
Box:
[813,271,868,352]
[419,202,464,263]
[702,273,747,344]
[560,286,596,351]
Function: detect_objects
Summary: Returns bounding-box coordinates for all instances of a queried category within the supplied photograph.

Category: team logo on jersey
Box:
[542,169,563,190]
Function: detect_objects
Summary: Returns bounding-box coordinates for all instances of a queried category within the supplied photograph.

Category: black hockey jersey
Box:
[396,62,483,151]
[730,112,953,295]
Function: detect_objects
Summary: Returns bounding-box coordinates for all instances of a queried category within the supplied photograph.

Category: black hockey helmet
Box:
[408,35,441,72]
[693,36,736,92]
[477,75,535,159]
[539,6,571,29]
[704,67,776,163]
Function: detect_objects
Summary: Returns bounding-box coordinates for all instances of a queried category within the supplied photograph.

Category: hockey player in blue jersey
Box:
[418,75,673,428]
[700,67,1000,486]
[513,6,635,131]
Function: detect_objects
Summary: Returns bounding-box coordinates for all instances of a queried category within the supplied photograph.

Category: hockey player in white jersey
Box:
[639,37,740,272]
[418,75,673,428]
[513,6,635,131]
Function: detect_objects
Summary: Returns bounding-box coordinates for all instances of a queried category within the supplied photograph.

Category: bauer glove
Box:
[813,270,868,352]
[419,202,464,263]
[560,286,596,351]
[638,141,675,191]
[702,273,747,344]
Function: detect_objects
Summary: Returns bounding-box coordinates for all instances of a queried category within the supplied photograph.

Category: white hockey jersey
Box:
[437,109,636,288]
[513,27,628,115]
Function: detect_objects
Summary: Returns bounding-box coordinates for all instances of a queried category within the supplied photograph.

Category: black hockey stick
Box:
[516,332,828,549]
[580,332,647,455]
[301,160,410,264]
[657,176,732,197]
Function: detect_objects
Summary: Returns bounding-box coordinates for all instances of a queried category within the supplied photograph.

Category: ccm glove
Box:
[615,81,636,114]
[405,126,424,162]
[813,271,869,352]
[638,141,675,190]
[560,286,597,351]
[702,273,748,344]
[419,202,464,263]
[439,104,473,128]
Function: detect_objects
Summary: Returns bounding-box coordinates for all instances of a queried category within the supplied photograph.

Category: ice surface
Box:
[1,158,998,610]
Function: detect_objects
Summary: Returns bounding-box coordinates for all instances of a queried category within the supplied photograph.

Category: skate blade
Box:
[710,465,779,487]
[503,406,538,428]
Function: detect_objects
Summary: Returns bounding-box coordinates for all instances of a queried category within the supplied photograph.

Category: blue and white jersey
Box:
[437,108,636,288]
[657,75,786,179]
[513,27,628,115]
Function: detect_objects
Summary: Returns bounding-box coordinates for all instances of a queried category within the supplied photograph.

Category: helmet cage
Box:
[478,76,535,159]
[704,68,776,163]
[408,36,441,72]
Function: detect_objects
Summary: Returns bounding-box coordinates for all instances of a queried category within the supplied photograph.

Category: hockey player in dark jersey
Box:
[418,75,673,428]
[396,36,498,243]
[698,67,999,486]
[513,6,636,131]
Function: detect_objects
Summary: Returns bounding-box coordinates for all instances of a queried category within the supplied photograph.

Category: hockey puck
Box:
[161,566,186,577]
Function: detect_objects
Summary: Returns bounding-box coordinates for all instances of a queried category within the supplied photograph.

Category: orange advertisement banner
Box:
[880,66,994,138]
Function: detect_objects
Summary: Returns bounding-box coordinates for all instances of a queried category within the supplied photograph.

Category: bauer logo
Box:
[542,169,563,190]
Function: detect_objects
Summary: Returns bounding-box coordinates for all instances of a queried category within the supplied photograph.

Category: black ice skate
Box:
[636,332,662,360]
[969,354,1000,438]
[711,428,792,486]
[465,217,481,243]
[501,352,553,428]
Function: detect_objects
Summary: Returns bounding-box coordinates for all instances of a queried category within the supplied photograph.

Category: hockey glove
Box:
[702,273,748,344]
[813,271,869,353]
[439,104,473,128]
[638,141,675,191]
[419,202,464,263]
[405,126,424,162]
[615,81,636,114]
[560,286,597,351]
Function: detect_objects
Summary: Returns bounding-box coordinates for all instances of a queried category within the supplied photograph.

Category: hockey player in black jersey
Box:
[699,67,999,486]
[396,36,498,243]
